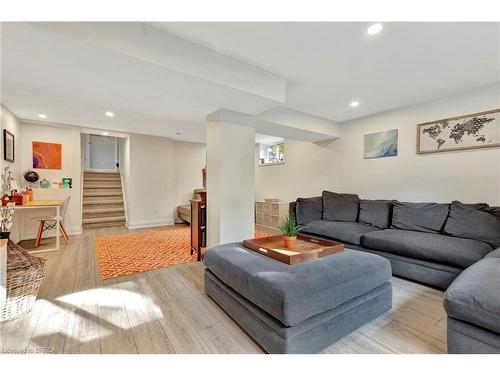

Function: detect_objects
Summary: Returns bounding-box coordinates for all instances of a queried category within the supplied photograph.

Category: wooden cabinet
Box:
[190,198,206,261]
[255,201,287,229]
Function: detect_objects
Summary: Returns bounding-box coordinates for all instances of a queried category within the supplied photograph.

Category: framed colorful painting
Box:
[32,141,62,169]
[363,129,398,159]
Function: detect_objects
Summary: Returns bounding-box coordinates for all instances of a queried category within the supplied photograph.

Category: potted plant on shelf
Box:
[280,216,299,249]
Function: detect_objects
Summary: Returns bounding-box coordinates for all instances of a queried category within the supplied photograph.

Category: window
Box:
[259,141,285,166]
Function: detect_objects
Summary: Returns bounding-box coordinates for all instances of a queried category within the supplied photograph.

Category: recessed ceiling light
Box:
[38,114,47,119]
[350,101,360,108]
[102,131,109,136]
[105,111,115,117]
[367,23,383,35]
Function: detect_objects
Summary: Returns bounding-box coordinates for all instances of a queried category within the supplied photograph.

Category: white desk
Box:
[15,200,65,254]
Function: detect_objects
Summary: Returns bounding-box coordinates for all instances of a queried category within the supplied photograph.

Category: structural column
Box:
[206,110,255,248]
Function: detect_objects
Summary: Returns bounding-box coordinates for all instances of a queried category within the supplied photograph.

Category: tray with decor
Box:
[242,234,344,265]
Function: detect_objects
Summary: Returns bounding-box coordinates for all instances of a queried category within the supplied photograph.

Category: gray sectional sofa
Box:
[289,191,500,353]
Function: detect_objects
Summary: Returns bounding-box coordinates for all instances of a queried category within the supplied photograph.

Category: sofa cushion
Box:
[295,196,322,225]
[361,229,492,269]
[359,199,393,229]
[204,243,391,327]
[391,201,450,234]
[300,220,380,245]
[486,247,500,259]
[444,256,500,335]
[444,201,500,248]
[322,191,359,222]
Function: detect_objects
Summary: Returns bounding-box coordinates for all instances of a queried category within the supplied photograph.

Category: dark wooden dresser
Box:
[190,189,206,261]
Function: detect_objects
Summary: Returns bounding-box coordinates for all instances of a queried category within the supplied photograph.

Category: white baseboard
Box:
[126,219,175,230]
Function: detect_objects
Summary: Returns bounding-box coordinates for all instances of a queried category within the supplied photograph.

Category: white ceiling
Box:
[1,22,499,143]
[155,22,500,122]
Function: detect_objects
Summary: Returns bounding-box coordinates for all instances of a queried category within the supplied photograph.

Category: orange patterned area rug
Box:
[95,224,273,280]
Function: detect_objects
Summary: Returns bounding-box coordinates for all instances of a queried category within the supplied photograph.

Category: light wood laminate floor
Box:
[0,226,447,354]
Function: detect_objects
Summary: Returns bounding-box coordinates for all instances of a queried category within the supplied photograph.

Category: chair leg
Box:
[35,221,44,248]
[60,223,69,243]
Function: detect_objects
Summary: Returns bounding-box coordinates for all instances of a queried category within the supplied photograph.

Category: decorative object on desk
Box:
[32,141,62,169]
[7,192,26,206]
[279,216,300,249]
[23,170,40,188]
[23,188,33,202]
[39,178,50,188]
[3,129,15,162]
[62,177,72,188]
[417,108,500,154]
[364,129,398,159]
[0,240,46,322]
[0,203,15,239]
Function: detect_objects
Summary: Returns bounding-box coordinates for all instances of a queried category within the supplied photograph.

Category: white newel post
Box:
[206,110,256,248]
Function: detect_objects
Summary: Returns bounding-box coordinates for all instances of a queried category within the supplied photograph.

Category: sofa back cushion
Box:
[391,201,449,233]
[359,199,393,229]
[444,201,500,248]
[295,196,323,225]
[322,191,359,222]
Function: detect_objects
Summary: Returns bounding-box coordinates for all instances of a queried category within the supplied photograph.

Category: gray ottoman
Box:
[204,243,392,353]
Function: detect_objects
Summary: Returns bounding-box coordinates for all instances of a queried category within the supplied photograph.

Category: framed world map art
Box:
[417,109,500,154]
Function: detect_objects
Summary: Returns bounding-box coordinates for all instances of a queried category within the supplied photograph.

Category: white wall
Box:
[119,136,131,225]
[122,133,175,228]
[173,141,206,221]
[0,104,21,182]
[207,115,255,247]
[120,136,206,228]
[256,84,500,206]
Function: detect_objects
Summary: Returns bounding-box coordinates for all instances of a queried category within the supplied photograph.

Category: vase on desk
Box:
[39,178,50,188]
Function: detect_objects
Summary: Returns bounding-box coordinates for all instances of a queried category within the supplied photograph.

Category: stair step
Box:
[83,177,121,182]
[83,183,122,189]
[82,202,124,210]
[82,207,125,215]
[83,198,124,205]
[82,216,126,224]
[84,170,120,175]
[83,190,123,197]
[83,221,126,229]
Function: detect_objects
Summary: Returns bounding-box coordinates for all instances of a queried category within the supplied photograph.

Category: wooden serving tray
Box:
[243,234,344,265]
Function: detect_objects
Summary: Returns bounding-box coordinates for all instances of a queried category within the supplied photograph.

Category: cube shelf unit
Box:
[255,200,288,229]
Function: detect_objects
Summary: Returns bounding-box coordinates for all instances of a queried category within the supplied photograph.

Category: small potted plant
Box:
[280,216,299,249]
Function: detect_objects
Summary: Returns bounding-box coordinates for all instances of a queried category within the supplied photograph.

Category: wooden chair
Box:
[32,196,71,248]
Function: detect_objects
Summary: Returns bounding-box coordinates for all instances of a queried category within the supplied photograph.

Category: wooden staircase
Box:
[82,171,126,229]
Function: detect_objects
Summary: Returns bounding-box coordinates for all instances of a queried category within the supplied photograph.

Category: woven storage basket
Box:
[1,240,46,322]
